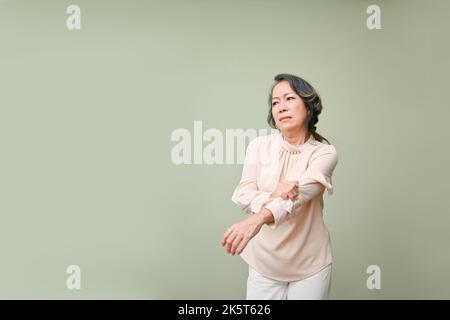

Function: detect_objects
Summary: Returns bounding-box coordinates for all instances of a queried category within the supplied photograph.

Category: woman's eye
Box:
[272,97,293,106]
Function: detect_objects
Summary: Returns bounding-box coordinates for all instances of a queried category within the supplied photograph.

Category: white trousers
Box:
[246,263,332,300]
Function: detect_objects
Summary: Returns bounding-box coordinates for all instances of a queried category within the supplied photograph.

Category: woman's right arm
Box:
[231,137,272,215]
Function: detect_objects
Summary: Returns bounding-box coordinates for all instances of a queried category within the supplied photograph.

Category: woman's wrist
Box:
[257,207,275,225]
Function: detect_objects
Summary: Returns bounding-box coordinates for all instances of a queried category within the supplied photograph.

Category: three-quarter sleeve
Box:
[231,137,272,214]
[263,145,338,229]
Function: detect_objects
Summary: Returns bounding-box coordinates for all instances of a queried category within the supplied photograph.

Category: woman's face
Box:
[271,81,309,133]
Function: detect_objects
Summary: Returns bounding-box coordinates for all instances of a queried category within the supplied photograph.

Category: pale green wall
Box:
[0,0,449,299]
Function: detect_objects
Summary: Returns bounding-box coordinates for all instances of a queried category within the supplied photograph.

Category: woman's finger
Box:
[287,190,296,201]
[226,231,238,252]
[285,180,298,187]
[221,228,233,246]
[230,233,244,255]
[237,237,250,255]
[289,181,299,190]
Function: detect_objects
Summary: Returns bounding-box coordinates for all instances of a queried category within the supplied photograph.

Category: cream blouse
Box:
[231,131,338,282]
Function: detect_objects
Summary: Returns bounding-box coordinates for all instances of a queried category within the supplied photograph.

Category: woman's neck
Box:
[282,130,310,145]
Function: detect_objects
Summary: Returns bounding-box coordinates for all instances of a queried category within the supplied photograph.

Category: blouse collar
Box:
[278,131,317,154]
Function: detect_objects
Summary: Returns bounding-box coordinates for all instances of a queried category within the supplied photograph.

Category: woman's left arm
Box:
[263,145,339,229]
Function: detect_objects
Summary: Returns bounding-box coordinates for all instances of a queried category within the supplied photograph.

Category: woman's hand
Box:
[270,180,299,201]
[221,212,266,255]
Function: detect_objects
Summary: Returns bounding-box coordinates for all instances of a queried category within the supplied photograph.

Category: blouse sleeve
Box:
[263,145,338,229]
[231,137,272,215]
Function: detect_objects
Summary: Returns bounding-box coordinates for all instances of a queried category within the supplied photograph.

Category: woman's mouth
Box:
[279,116,292,121]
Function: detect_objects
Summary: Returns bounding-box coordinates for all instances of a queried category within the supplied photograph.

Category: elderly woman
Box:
[221,73,338,300]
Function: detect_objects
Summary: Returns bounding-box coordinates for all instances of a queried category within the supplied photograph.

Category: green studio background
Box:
[1,0,449,299]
